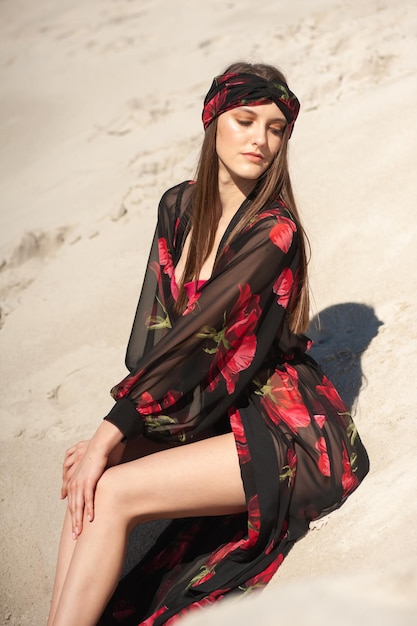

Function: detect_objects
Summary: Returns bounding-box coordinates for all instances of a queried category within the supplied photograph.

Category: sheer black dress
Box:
[98,181,369,625]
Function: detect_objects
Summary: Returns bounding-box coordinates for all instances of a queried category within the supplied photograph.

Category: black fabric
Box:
[202,72,300,134]
[100,181,369,625]
[105,396,144,440]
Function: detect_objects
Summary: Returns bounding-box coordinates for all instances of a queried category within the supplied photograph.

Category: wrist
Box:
[89,420,125,456]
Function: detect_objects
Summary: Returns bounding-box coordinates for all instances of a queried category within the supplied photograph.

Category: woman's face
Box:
[215,102,286,186]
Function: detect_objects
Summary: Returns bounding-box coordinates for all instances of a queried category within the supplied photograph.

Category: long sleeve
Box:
[105,183,307,441]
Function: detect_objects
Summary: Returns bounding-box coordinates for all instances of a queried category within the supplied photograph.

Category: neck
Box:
[217,172,256,218]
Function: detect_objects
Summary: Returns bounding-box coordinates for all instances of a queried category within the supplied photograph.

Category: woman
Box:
[47,62,369,626]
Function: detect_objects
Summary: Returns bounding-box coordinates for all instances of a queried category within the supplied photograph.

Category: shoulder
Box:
[255,198,297,227]
[244,198,298,236]
[236,198,299,256]
[158,180,195,219]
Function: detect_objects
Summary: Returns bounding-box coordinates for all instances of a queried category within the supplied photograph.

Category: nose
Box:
[251,123,267,147]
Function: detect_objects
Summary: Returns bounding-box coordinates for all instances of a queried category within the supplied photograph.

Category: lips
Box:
[242,152,264,162]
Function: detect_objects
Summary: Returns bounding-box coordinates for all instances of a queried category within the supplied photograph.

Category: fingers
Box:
[67,479,92,539]
[66,475,100,538]
[85,481,95,524]
[61,441,89,500]
[61,463,77,499]
[60,440,107,538]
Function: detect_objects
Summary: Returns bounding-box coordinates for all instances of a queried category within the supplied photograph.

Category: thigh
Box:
[102,433,247,523]
[119,426,218,464]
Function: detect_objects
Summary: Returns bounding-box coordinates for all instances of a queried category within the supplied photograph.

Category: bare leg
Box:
[47,509,76,626]
[50,433,245,626]
[47,435,183,626]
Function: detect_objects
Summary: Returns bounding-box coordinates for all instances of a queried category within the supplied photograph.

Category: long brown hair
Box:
[176,61,310,334]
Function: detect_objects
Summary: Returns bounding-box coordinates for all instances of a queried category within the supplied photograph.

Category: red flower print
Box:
[314,414,326,428]
[143,521,205,574]
[257,367,310,433]
[198,284,261,394]
[136,389,183,417]
[229,408,251,464]
[315,437,331,476]
[202,88,228,128]
[111,368,144,400]
[214,334,257,394]
[269,217,296,253]
[341,444,359,497]
[183,290,202,316]
[316,375,347,414]
[247,494,261,544]
[244,554,284,592]
[206,536,249,568]
[168,591,229,624]
[273,267,293,308]
[158,237,174,278]
[141,605,169,625]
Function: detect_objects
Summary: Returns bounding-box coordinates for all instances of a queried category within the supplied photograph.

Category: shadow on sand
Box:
[308,302,383,412]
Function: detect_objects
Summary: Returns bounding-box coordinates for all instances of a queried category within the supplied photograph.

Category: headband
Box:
[202,72,300,137]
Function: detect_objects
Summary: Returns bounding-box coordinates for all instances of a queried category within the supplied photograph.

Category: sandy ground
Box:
[1,0,416,624]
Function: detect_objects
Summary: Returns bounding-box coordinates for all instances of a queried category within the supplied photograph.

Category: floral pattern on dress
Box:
[99,181,370,625]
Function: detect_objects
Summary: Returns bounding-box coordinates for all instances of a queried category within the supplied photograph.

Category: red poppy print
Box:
[245,205,288,230]
[247,494,261,545]
[315,437,331,476]
[183,290,202,316]
[314,414,327,429]
[143,521,206,576]
[205,539,243,571]
[136,389,183,417]
[110,367,145,400]
[229,408,251,464]
[168,591,229,624]
[257,367,310,433]
[244,554,284,592]
[273,267,293,308]
[141,605,169,625]
[269,217,296,253]
[198,284,261,394]
[316,375,347,414]
[341,444,359,497]
[158,237,174,278]
[202,88,229,128]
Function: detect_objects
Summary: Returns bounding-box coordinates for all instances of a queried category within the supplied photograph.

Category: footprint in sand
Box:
[0,227,71,328]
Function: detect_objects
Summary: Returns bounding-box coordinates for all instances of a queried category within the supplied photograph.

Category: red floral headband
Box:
[202,72,300,137]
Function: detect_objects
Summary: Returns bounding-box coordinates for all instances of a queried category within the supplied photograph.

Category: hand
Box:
[61,440,90,500]
[62,421,125,539]
[65,441,108,539]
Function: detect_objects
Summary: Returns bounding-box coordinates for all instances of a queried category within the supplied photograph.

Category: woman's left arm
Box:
[106,210,302,441]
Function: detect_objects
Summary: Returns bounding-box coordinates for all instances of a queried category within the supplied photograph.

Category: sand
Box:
[0,0,416,624]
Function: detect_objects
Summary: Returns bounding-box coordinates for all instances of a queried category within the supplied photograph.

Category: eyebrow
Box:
[238,106,286,124]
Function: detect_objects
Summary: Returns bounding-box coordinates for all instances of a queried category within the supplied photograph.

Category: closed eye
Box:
[270,126,285,137]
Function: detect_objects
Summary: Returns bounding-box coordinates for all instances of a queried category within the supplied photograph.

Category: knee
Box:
[94,467,127,516]
[94,466,143,524]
